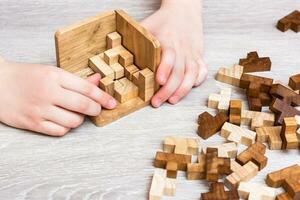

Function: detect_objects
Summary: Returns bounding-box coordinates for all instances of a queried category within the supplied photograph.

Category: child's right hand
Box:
[0,62,117,136]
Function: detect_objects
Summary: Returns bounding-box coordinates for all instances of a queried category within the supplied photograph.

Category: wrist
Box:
[161,0,202,11]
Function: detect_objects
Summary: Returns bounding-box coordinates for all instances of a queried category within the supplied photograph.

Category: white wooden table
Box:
[0,0,299,199]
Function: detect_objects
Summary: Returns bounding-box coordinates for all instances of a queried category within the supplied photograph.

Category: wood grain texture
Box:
[0,0,300,199]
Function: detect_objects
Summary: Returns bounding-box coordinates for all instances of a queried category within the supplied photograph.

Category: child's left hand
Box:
[141,0,208,107]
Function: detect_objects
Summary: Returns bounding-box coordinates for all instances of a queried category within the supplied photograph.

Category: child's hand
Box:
[141,0,208,107]
[0,62,117,136]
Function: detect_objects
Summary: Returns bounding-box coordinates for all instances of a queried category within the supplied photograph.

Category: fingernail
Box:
[152,98,162,107]
[169,96,179,104]
[108,99,117,109]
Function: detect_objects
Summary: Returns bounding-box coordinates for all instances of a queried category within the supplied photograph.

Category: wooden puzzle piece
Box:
[220,122,256,146]
[205,142,238,158]
[239,51,272,73]
[99,76,115,96]
[205,148,231,182]
[289,74,300,91]
[208,88,231,113]
[256,126,282,150]
[266,164,300,188]
[114,77,138,103]
[138,68,155,101]
[229,100,242,125]
[281,117,299,149]
[238,182,276,200]
[240,74,273,97]
[106,32,122,49]
[215,65,244,87]
[225,160,258,189]
[124,64,139,81]
[154,151,191,178]
[73,67,94,78]
[201,182,239,200]
[197,111,228,139]
[277,10,300,32]
[103,46,126,65]
[163,136,199,155]
[149,168,176,200]
[241,110,275,130]
[119,50,134,67]
[270,84,300,107]
[247,92,272,111]
[236,142,267,170]
[270,98,300,125]
[279,179,300,200]
[187,153,206,180]
[110,63,124,79]
[132,71,140,86]
[89,54,114,79]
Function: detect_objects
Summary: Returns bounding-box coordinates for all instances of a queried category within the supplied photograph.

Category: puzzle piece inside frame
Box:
[277,10,300,32]
[270,98,300,125]
[266,164,300,200]
[255,126,282,150]
[239,51,272,73]
[241,110,275,130]
[215,65,244,87]
[201,182,239,200]
[289,73,300,91]
[281,117,299,149]
[197,111,228,139]
[225,160,258,189]
[270,83,300,107]
[149,168,176,200]
[236,142,267,170]
[220,122,256,146]
[238,182,277,200]
[208,88,231,113]
[163,136,199,155]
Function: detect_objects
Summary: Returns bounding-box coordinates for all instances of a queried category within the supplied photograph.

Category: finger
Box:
[151,55,185,108]
[44,106,84,128]
[54,88,101,116]
[194,58,208,87]
[35,121,70,137]
[59,71,116,109]
[168,59,199,104]
[86,73,101,86]
[156,46,176,85]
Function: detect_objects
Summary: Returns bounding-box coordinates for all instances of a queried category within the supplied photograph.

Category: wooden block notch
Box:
[241,110,275,130]
[270,98,300,125]
[225,160,258,189]
[149,168,176,200]
[220,122,256,146]
[281,117,299,149]
[239,51,272,73]
[197,111,228,139]
[238,182,276,200]
[236,142,267,170]
[163,136,199,155]
[201,182,239,200]
[256,126,282,150]
[289,73,300,91]
[277,10,300,32]
[208,88,231,113]
[215,65,244,87]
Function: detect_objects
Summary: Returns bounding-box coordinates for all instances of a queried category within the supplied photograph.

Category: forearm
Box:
[160,0,202,11]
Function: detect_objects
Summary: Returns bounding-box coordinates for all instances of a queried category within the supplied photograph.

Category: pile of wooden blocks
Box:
[149,51,300,200]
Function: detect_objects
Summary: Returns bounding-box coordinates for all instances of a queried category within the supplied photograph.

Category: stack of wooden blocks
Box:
[149,51,300,200]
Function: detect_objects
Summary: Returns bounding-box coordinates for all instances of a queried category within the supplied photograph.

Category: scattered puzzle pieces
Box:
[201,182,239,200]
[256,126,282,150]
[149,168,176,200]
[208,88,231,113]
[239,51,272,73]
[277,10,300,32]
[270,98,300,125]
[198,111,228,139]
[281,117,299,149]
[229,100,242,125]
[289,74,300,91]
[236,142,267,170]
[225,160,258,189]
[241,110,275,130]
[163,136,199,155]
[238,182,277,200]
[220,122,256,146]
[216,65,244,87]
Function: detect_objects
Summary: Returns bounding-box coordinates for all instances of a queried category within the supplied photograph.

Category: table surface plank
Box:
[0,0,299,199]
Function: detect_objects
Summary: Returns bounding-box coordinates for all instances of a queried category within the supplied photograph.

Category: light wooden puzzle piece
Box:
[208,88,232,113]
[149,168,176,200]
[220,122,256,146]
[119,50,134,67]
[106,32,121,49]
[229,99,242,125]
[281,117,299,149]
[187,153,206,180]
[163,136,199,155]
[255,126,282,150]
[89,54,114,79]
[103,45,126,65]
[114,77,138,103]
[238,182,276,200]
[215,64,244,87]
[205,142,238,158]
[138,68,155,102]
[110,63,124,79]
[225,160,258,189]
[241,110,275,130]
[99,76,115,96]
[124,64,139,80]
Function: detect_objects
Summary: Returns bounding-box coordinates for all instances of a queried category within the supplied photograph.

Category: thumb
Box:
[86,73,101,86]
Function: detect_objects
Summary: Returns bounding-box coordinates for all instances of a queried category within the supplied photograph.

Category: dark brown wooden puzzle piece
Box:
[198,112,228,139]
[270,98,300,125]
[247,92,272,111]
[206,148,231,182]
[270,84,300,106]
[201,182,239,200]
[289,73,300,91]
[277,10,300,32]
[239,51,271,73]
[240,74,273,97]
